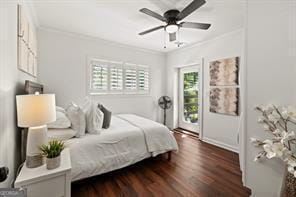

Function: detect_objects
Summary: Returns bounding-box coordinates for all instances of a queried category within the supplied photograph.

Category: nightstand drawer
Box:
[23,175,66,197]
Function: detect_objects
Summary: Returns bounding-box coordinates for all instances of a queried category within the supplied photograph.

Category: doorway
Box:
[178,65,199,133]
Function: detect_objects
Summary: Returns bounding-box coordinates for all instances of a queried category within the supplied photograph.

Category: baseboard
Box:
[202,137,238,153]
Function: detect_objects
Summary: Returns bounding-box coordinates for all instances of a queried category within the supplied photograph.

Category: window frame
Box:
[87,58,150,95]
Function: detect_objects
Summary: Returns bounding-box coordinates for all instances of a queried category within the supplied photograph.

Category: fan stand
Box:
[163,108,167,125]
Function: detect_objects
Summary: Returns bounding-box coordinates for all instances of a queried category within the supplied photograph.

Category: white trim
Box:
[38,26,244,54]
[202,137,239,153]
[240,0,248,187]
[227,0,248,188]
[172,59,203,135]
[199,58,204,140]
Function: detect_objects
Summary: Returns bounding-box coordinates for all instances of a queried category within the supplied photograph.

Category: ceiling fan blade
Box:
[140,8,166,22]
[177,0,206,21]
[169,33,176,42]
[139,25,165,35]
[180,22,211,30]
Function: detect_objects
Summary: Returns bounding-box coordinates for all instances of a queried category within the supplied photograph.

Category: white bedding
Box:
[117,114,178,156]
[66,114,178,182]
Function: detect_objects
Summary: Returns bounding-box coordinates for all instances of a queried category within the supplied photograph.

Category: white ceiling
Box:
[30,0,245,52]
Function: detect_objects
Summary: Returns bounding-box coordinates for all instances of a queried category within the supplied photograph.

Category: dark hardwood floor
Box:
[72,132,251,197]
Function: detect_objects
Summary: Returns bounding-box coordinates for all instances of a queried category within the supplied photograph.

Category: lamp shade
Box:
[16,94,56,127]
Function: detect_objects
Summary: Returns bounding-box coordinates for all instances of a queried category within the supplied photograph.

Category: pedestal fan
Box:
[158,96,172,125]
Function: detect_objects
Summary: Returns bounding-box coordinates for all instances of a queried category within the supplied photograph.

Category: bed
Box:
[64,114,178,182]
[23,81,178,182]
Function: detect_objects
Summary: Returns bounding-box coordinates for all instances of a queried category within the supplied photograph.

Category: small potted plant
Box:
[40,140,65,170]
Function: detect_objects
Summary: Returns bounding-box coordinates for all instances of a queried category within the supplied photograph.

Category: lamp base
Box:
[26,155,44,168]
[26,125,48,168]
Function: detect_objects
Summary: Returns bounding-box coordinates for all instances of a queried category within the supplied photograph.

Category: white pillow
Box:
[82,99,104,134]
[47,111,71,129]
[47,128,76,141]
[56,106,66,113]
[66,102,86,137]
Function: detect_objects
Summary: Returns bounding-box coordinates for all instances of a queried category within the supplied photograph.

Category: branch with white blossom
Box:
[252,104,296,177]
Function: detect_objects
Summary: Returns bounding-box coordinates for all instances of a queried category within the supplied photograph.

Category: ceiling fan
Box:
[138,0,211,42]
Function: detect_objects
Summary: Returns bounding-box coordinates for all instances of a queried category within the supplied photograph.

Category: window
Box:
[89,59,150,95]
[138,66,149,92]
[124,64,137,92]
[110,62,123,91]
[90,60,108,91]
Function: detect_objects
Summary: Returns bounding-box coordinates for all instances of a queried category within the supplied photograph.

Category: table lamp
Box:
[16,93,56,168]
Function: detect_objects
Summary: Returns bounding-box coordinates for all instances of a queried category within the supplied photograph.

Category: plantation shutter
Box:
[124,64,137,91]
[91,60,108,92]
[110,62,123,91]
[138,66,149,92]
[89,59,150,94]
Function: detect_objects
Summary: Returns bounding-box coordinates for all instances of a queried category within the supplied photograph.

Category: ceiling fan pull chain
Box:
[177,29,180,47]
[164,29,167,49]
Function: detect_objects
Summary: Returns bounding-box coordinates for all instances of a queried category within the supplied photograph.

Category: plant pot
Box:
[46,155,61,170]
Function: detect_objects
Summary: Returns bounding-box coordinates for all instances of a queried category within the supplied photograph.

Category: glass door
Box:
[179,66,199,133]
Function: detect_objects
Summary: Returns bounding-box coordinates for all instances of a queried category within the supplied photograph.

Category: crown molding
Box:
[38,26,166,56]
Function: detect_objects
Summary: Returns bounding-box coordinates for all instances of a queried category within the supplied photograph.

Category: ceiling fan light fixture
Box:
[165,24,179,34]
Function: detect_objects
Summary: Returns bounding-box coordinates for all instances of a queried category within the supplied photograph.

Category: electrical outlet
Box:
[0,167,9,182]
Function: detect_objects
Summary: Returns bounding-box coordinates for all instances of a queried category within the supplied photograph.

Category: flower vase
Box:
[281,170,296,197]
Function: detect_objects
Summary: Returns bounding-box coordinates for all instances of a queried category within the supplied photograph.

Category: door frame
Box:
[178,65,199,133]
[177,60,204,139]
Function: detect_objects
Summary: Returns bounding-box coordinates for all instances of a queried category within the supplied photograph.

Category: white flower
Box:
[281,106,296,119]
[267,111,281,123]
[262,104,276,114]
[250,138,262,147]
[273,129,282,135]
[281,131,296,143]
[253,104,296,168]
[263,139,273,144]
[263,140,287,159]
[263,124,270,131]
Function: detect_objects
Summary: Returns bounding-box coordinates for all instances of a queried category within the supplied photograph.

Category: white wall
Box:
[244,0,296,196]
[38,28,166,122]
[0,1,36,187]
[166,29,244,152]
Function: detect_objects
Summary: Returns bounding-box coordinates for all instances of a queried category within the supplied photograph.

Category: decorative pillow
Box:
[56,106,66,113]
[47,128,76,141]
[66,102,86,137]
[98,104,112,129]
[47,110,71,129]
[82,100,104,134]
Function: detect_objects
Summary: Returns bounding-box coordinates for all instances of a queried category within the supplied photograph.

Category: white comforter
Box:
[117,114,178,156]
[66,114,178,181]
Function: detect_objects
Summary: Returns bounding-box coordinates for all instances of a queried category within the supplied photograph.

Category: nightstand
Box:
[15,148,71,197]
